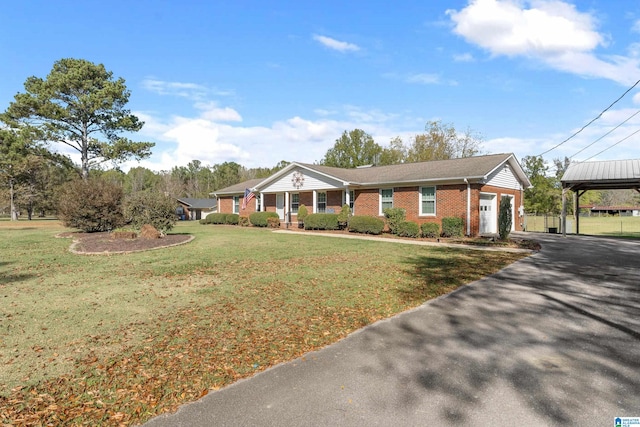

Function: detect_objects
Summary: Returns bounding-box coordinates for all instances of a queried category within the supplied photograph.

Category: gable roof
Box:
[562,159,640,191]
[211,178,264,196]
[177,198,218,209]
[211,153,531,195]
[256,153,531,189]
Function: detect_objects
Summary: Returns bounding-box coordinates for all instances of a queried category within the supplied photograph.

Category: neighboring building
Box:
[212,153,532,236]
[579,205,640,217]
[176,198,218,221]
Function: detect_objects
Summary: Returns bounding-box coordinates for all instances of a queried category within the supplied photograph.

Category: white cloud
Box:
[194,102,243,122]
[141,78,234,100]
[453,52,475,62]
[633,92,640,105]
[633,19,640,33]
[406,73,441,85]
[313,34,360,52]
[129,104,411,172]
[446,0,640,84]
[447,0,603,56]
[141,78,208,99]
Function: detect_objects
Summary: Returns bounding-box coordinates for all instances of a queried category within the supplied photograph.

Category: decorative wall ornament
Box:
[291,171,305,189]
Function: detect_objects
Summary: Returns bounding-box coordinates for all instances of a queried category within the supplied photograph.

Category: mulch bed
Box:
[58,231,193,254]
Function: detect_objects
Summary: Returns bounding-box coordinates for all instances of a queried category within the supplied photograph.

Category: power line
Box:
[537,78,640,157]
[581,127,640,162]
[569,109,640,160]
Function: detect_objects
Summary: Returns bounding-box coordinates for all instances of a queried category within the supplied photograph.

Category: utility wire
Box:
[537,78,640,157]
[569,109,640,160]
[581,127,640,162]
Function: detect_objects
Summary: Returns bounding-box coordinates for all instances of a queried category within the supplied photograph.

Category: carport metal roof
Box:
[560,159,640,235]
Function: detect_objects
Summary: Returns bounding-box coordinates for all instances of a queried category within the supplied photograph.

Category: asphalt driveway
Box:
[145,232,640,426]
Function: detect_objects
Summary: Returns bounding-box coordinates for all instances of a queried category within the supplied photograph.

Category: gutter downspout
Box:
[464,178,471,236]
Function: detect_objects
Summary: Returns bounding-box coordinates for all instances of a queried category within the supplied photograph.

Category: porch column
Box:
[258,192,263,211]
[285,191,290,224]
[312,190,317,213]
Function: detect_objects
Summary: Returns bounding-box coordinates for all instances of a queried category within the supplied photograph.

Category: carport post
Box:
[561,187,567,237]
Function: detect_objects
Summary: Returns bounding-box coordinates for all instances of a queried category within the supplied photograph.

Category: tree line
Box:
[2,57,636,221]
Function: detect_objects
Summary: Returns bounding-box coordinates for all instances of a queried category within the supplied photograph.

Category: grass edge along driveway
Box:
[0,221,529,425]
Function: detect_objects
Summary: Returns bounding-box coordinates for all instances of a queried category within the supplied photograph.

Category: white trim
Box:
[290,192,300,214]
[342,189,354,214]
[379,188,394,216]
[317,191,327,213]
[418,185,437,216]
[233,195,240,214]
[501,194,516,231]
[479,192,497,234]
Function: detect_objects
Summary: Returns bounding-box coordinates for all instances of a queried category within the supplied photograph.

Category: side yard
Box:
[0,221,529,425]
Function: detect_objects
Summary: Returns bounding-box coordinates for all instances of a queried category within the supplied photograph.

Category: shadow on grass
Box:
[0,261,36,284]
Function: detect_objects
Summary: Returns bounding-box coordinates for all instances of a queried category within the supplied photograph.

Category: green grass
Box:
[524,214,640,238]
[0,221,528,425]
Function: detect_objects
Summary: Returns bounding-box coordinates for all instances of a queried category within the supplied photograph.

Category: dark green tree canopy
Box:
[321,129,382,168]
[3,58,154,179]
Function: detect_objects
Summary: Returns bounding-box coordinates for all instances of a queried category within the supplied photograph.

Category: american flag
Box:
[241,188,255,210]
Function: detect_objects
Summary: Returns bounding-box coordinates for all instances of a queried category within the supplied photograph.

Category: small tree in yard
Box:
[383,207,406,234]
[337,204,351,229]
[57,177,125,232]
[297,204,308,228]
[499,197,513,240]
[123,191,177,234]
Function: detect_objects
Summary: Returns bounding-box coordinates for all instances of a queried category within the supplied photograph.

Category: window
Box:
[233,196,240,213]
[317,192,326,213]
[291,193,299,214]
[342,190,355,213]
[420,186,436,215]
[380,188,393,214]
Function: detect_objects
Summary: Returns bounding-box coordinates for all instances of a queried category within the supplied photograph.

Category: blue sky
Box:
[1,1,639,172]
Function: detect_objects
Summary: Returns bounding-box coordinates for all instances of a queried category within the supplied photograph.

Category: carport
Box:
[561,159,640,236]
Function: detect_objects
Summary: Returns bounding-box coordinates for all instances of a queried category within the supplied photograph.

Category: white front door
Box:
[276,194,285,220]
[479,194,497,234]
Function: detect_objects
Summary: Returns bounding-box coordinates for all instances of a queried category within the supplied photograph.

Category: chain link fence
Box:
[524,214,640,237]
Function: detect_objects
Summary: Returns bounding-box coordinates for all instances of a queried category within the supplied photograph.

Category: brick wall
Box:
[221,184,524,235]
[352,184,523,236]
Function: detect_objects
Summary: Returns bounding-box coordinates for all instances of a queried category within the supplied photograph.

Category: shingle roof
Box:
[211,178,264,195]
[561,159,640,190]
[297,153,516,185]
[177,198,217,209]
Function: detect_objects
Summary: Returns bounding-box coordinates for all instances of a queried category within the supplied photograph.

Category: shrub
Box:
[239,216,250,227]
[348,215,385,235]
[337,204,351,229]
[123,191,177,233]
[304,213,339,230]
[57,177,125,232]
[499,197,513,240]
[297,204,308,222]
[267,216,280,228]
[383,207,406,234]
[396,221,420,238]
[441,217,464,237]
[225,213,239,225]
[421,222,440,238]
[249,211,280,227]
[204,213,227,224]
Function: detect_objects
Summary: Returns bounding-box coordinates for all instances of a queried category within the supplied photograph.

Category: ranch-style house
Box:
[212,153,532,236]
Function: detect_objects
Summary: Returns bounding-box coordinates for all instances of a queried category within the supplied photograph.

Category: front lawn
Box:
[0,221,529,425]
